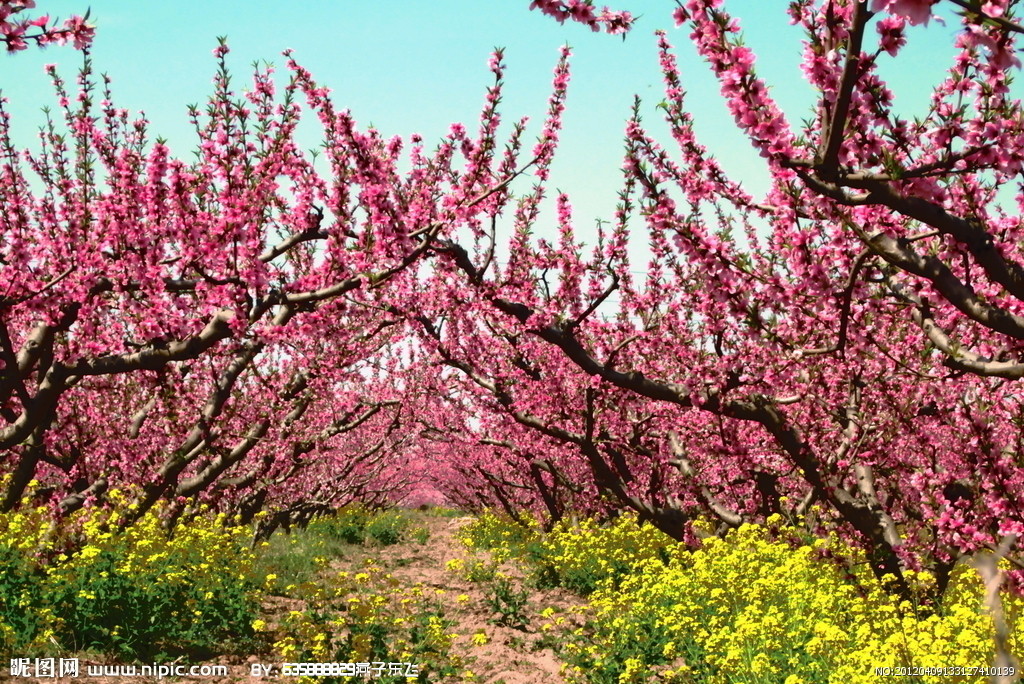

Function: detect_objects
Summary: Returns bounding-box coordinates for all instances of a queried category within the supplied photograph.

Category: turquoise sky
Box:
[1,2,971,248]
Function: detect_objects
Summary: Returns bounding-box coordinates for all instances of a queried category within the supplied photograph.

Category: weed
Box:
[485,577,530,630]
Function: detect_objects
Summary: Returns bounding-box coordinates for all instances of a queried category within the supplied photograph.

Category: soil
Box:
[21,513,583,684]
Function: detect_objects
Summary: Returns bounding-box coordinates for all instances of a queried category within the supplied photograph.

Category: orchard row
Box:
[3,0,1024,603]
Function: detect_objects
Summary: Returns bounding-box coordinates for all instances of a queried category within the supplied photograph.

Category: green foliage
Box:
[447,510,1024,682]
[255,507,426,598]
[409,525,431,545]
[0,543,49,651]
[445,557,498,583]
[0,500,262,660]
[458,511,676,595]
[253,526,343,596]
[310,506,417,547]
[457,511,538,560]
[557,517,1024,683]
[423,506,465,518]
[272,561,465,683]
[363,510,411,546]
[467,559,498,583]
[10,502,1013,684]
[524,515,677,595]
[315,506,373,544]
[485,576,530,631]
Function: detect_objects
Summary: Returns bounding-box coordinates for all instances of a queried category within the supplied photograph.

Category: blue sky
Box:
[1,2,970,248]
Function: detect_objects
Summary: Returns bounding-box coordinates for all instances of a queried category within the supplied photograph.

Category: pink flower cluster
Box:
[958,21,1022,70]
[532,46,572,180]
[870,0,937,26]
[0,0,93,52]
[528,0,634,34]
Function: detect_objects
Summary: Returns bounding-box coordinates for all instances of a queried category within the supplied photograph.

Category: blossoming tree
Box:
[6,0,1024,604]
[408,0,1024,600]
[0,27,545,525]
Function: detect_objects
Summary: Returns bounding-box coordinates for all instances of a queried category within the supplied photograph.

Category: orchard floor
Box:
[62,512,579,684]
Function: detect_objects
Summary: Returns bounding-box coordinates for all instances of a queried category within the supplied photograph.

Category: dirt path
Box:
[355,514,576,684]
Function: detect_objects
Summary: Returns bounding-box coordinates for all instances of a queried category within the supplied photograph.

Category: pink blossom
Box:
[957,23,1021,70]
[871,0,936,26]
[1,2,93,52]
[528,0,634,34]
[982,1,1007,17]
[876,15,907,57]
